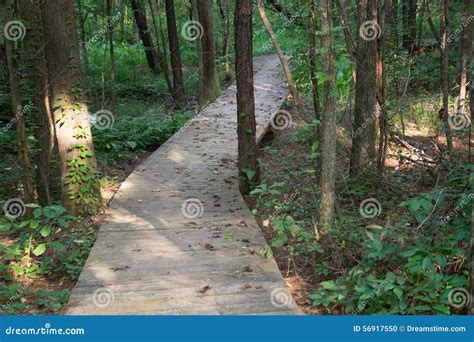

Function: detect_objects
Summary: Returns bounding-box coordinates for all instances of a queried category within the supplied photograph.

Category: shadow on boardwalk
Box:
[66,55,303,315]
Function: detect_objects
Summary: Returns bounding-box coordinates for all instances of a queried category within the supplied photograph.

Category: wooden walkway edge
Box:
[66,55,303,315]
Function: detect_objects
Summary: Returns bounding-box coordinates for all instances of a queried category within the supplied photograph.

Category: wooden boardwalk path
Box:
[66,55,303,315]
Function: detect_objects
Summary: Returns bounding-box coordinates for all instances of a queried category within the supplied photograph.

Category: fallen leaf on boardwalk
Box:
[198,285,211,294]
[241,284,252,290]
[203,243,215,251]
[242,266,253,273]
[111,265,130,271]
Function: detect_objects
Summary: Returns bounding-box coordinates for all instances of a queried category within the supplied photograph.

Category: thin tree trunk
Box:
[148,0,173,93]
[18,0,55,205]
[308,0,321,120]
[318,0,337,226]
[257,0,302,113]
[458,0,471,114]
[107,0,116,111]
[164,0,185,105]
[350,0,379,176]
[76,0,91,81]
[335,0,357,71]
[42,0,101,214]
[196,0,221,106]
[376,1,387,171]
[3,0,35,205]
[223,0,232,81]
[235,0,259,195]
[440,0,453,153]
[131,0,158,75]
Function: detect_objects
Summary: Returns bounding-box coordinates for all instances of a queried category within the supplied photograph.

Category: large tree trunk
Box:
[165,0,185,105]
[2,0,35,205]
[107,0,116,111]
[196,0,221,106]
[235,0,259,195]
[131,0,158,75]
[18,0,55,206]
[318,0,337,227]
[257,0,302,113]
[457,0,471,114]
[349,0,379,176]
[41,0,101,214]
[440,0,453,153]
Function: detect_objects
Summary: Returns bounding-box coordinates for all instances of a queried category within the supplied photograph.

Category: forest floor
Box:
[246,105,471,315]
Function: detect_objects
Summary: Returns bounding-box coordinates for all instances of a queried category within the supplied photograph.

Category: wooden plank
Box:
[66,55,302,315]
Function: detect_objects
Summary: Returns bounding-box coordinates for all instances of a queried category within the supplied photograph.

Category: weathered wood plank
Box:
[66,55,302,315]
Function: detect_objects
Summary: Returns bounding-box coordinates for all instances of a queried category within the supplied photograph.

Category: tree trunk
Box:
[131,0,158,75]
[235,0,259,195]
[349,0,379,176]
[196,0,221,106]
[41,0,101,214]
[18,0,55,205]
[440,0,453,153]
[257,0,302,113]
[318,0,337,227]
[308,0,321,120]
[164,0,185,105]
[457,0,471,114]
[402,0,417,54]
[76,0,91,82]
[148,0,173,94]
[223,0,232,81]
[3,0,35,205]
[376,1,387,171]
[335,0,357,76]
[107,0,116,111]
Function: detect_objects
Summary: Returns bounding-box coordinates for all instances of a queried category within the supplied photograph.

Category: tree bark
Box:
[235,0,259,195]
[148,0,173,94]
[318,0,337,226]
[107,0,116,111]
[41,0,101,214]
[440,0,453,153]
[131,0,158,75]
[457,0,471,114]
[164,0,185,105]
[3,0,35,205]
[308,0,321,121]
[196,0,221,106]
[17,0,55,205]
[350,0,379,176]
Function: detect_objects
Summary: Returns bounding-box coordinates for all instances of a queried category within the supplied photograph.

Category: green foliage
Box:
[0,204,97,314]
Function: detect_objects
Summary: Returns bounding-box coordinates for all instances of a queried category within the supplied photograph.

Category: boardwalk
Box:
[66,55,303,315]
